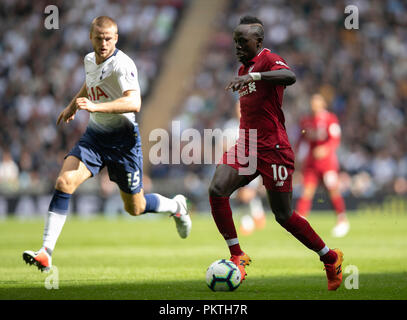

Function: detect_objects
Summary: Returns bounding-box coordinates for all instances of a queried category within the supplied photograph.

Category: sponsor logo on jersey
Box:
[275,60,289,68]
[87,86,109,101]
[239,82,257,97]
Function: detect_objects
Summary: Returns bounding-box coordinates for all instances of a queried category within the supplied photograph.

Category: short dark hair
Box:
[239,15,264,26]
[239,15,264,42]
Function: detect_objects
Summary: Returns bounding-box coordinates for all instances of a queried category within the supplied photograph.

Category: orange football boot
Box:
[324,248,344,290]
[230,252,251,282]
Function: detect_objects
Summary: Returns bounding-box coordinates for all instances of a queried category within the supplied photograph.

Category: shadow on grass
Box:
[1,272,406,300]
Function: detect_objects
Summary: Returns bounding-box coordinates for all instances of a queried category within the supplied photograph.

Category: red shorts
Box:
[302,166,339,190]
[221,144,295,192]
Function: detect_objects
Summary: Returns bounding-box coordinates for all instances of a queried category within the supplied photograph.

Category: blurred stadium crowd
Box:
[153,0,407,203]
[0,0,186,194]
[0,0,406,206]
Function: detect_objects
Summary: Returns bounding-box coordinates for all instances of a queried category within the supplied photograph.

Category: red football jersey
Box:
[237,48,291,153]
[299,110,341,170]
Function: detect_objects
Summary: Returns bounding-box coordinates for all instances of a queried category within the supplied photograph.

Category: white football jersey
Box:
[84,48,140,134]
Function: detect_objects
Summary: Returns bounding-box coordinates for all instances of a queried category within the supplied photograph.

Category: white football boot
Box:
[171,195,192,239]
[331,220,350,238]
[23,248,52,272]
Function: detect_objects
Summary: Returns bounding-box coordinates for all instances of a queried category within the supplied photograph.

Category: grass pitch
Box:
[1,210,406,300]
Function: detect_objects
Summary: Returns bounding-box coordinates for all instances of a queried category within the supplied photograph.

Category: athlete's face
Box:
[233,25,262,65]
[90,25,118,64]
[310,94,327,114]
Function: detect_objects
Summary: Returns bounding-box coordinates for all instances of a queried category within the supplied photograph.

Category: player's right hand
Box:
[57,105,78,125]
[226,75,253,92]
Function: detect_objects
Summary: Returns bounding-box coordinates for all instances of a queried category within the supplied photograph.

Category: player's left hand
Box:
[226,75,254,92]
[76,97,97,113]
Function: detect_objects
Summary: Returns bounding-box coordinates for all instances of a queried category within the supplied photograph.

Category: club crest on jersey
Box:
[100,68,106,80]
[87,86,109,101]
[239,82,256,97]
[275,181,284,187]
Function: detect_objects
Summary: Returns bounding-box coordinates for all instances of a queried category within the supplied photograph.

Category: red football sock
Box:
[296,197,312,217]
[331,195,346,216]
[209,196,243,256]
[320,249,338,265]
[279,211,326,252]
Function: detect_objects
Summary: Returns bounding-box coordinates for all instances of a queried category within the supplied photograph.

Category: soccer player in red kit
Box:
[208,16,344,290]
[296,94,349,237]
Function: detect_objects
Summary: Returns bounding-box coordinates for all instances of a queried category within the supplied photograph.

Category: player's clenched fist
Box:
[226,74,253,92]
[76,97,97,113]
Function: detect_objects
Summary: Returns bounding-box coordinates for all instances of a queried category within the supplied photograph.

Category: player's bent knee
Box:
[274,213,290,225]
[303,186,316,199]
[272,208,292,224]
[208,183,228,197]
[55,175,76,193]
[124,200,146,216]
[125,205,144,216]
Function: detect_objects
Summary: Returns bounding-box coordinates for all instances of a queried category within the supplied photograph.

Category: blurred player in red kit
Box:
[296,94,349,237]
[208,16,344,290]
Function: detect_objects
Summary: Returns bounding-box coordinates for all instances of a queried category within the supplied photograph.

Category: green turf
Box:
[1,210,406,300]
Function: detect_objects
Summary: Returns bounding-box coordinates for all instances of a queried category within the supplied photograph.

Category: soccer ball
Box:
[205,259,242,291]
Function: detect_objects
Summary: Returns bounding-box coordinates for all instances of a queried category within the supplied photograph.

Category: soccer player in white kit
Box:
[23,16,192,272]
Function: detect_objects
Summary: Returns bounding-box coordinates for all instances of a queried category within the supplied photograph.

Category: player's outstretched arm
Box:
[76,90,141,114]
[226,69,296,92]
[57,82,88,125]
[252,69,296,85]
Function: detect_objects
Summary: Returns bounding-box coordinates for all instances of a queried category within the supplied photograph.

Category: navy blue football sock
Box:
[48,189,72,215]
[143,193,160,213]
